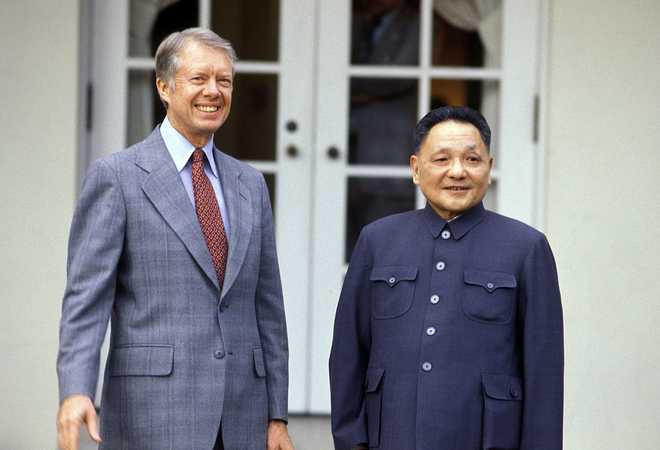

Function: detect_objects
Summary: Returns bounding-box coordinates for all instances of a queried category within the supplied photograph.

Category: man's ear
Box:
[410,154,420,185]
[487,156,494,185]
[156,78,170,105]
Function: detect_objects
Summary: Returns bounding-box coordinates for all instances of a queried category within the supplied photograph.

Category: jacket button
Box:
[430,294,440,304]
[441,230,451,240]
[486,282,494,290]
[426,326,436,336]
[388,276,396,284]
[510,386,520,398]
[435,261,446,271]
[214,350,225,359]
[421,362,433,372]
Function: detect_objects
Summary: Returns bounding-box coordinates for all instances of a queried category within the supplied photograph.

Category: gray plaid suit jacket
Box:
[57,127,288,449]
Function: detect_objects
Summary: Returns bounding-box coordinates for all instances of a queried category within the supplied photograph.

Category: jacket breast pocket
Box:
[109,344,174,377]
[463,270,517,325]
[481,373,523,450]
[370,266,418,319]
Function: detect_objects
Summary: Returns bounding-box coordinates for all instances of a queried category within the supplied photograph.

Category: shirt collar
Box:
[159,117,218,178]
[421,202,486,240]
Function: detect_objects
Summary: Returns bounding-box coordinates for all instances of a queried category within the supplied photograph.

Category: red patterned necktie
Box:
[191,148,228,288]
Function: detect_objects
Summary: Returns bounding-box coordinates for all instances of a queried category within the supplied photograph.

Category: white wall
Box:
[546,1,660,448]
[0,1,79,449]
[2,1,660,449]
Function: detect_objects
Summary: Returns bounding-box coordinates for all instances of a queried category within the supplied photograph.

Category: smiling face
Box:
[156,40,233,147]
[410,120,493,220]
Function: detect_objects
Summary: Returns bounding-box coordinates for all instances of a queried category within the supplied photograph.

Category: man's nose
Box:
[203,80,220,96]
[448,158,466,178]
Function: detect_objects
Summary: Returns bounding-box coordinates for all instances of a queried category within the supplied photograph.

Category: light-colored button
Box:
[486,282,494,289]
[426,326,436,336]
[214,350,225,359]
[435,261,446,271]
[430,294,440,304]
[441,230,451,240]
[421,362,433,372]
[388,277,396,284]
[510,385,520,398]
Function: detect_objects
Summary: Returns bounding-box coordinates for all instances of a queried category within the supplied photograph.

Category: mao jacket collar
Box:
[421,201,486,240]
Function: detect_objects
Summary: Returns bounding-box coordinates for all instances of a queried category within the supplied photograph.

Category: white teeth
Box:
[197,105,219,112]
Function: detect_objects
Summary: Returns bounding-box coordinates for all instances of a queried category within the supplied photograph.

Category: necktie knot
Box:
[192,148,205,165]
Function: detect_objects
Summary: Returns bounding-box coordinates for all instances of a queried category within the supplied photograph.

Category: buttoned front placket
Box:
[414,203,487,449]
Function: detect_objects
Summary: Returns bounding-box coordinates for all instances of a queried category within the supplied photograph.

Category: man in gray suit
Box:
[56,28,293,450]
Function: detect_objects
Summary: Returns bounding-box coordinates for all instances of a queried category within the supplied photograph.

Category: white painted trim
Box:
[91,0,128,160]
[77,0,93,191]
[125,59,282,74]
[276,0,317,413]
[420,0,433,70]
[243,161,278,173]
[418,0,432,210]
[349,66,502,80]
[535,0,550,231]
[234,62,282,73]
[308,0,351,413]
[345,166,501,179]
[345,166,412,178]
[496,0,540,224]
[127,57,154,70]
[199,0,211,28]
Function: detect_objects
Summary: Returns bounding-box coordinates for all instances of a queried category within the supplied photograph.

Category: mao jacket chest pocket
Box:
[463,270,517,324]
[370,266,418,319]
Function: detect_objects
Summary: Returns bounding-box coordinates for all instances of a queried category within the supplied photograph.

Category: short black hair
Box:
[412,106,491,153]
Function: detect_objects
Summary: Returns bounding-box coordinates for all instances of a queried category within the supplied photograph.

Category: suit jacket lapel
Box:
[215,149,253,300]
[137,128,221,291]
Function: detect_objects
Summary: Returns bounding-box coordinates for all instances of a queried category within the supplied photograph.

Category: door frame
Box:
[79,0,548,414]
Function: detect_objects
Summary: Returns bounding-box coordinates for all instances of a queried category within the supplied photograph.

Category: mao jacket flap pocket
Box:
[370,266,418,287]
[464,270,517,292]
[482,373,523,401]
[110,344,174,377]
[253,347,266,378]
[364,367,385,392]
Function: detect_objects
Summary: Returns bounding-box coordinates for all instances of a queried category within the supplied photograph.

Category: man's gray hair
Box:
[155,27,238,88]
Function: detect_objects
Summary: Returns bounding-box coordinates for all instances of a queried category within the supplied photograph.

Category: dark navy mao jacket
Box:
[330,203,563,450]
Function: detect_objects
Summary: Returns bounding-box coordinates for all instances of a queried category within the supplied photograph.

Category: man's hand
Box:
[56,395,101,450]
[267,419,294,450]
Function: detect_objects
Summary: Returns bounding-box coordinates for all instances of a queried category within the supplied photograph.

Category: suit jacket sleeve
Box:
[329,229,372,450]
[254,174,289,421]
[57,158,126,402]
[520,235,564,449]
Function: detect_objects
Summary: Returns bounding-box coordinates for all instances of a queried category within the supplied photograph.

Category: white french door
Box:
[88,0,542,414]
[307,0,542,412]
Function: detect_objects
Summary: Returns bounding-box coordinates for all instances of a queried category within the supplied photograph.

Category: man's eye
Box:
[218,79,232,87]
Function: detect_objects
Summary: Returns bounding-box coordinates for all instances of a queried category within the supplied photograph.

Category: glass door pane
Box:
[431,0,502,68]
[351,0,420,66]
[214,73,279,161]
[349,77,418,165]
[129,0,199,57]
[211,0,280,61]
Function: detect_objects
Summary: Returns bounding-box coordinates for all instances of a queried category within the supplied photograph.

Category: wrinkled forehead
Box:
[176,40,233,72]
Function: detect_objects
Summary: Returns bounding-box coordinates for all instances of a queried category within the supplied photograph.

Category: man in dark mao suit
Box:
[56,29,293,450]
[330,106,563,450]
